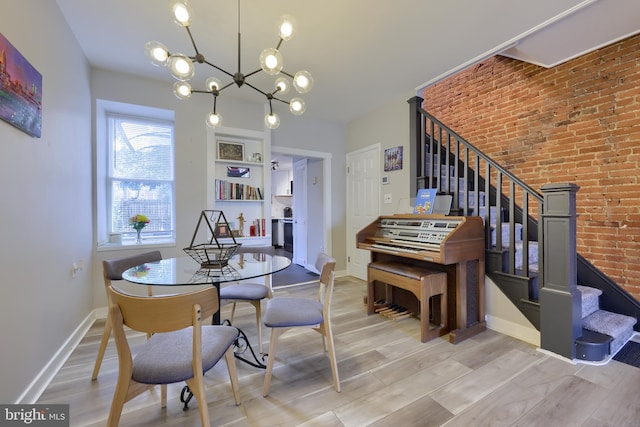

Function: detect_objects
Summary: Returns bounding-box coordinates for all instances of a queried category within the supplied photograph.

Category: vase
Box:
[136,229,142,244]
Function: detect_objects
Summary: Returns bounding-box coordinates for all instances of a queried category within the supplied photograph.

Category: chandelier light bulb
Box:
[259,48,283,75]
[171,1,192,27]
[289,97,306,115]
[206,112,223,128]
[265,113,280,129]
[206,77,222,92]
[293,70,313,93]
[275,77,290,94]
[173,81,192,99]
[168,54,195,81]
[145,41,169,66]
[278,15,296,41]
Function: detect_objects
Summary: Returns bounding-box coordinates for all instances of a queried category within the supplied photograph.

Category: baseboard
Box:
[486,314,541,347]
[16,311,98,404]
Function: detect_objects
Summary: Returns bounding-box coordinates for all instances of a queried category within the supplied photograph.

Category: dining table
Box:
[121,253,291,325]
[121,252,291,409]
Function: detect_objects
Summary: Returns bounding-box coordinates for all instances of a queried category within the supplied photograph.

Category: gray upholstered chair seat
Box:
[220,283,269,301]
[263,297,323,327]
[132,325,238,384]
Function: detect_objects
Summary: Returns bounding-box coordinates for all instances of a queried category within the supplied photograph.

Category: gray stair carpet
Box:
[578,285,637,355]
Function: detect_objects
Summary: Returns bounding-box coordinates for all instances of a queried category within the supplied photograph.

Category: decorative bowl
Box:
[183,243,241,268]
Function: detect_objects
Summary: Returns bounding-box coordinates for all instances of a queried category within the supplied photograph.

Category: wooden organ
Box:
[357,214,486,344]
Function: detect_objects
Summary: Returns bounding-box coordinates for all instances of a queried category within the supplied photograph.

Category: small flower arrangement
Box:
[129,214,150,231]
[129,214,150,243]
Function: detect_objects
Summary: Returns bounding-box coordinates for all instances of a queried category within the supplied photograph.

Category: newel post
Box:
[539,183,581,359]
[408,96,424,199]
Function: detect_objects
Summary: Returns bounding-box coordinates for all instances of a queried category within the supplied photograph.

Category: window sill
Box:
[96,238,176,252]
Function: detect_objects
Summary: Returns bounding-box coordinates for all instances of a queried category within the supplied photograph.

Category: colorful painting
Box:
[384,146,403,171]
[0,32,42,137]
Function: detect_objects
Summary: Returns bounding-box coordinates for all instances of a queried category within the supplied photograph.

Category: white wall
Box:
[0,0,93,403]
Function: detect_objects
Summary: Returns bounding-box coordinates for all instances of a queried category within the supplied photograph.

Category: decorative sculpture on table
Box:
[183,210,241,268]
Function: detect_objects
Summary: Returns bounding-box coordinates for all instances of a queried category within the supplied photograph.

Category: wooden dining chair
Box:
[91,250,163,381]
[262,252,340,396]
[220,245,275,353]
[106,285,241,426]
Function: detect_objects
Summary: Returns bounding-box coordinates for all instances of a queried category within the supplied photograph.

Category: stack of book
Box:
[215,179,263,200]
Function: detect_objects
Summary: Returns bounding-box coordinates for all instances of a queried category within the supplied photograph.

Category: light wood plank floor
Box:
[38,276,640,426]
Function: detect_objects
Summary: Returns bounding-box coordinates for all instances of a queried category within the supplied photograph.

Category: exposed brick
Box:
[422,33,640,297]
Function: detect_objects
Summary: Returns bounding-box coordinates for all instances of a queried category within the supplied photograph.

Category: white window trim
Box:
[95,99,176,250]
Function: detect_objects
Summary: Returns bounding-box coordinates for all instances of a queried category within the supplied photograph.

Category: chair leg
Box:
[229,302,237,324]
[263,328,286,397]
[251,301,263,353]
[92,318,112,380]
[185,374,211,427]
[223,347,241,405]
[160,384,167,408]
[323,319,341,393]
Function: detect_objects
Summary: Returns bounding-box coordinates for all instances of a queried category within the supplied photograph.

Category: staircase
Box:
[577,285,637,361]
[409,96,640,362]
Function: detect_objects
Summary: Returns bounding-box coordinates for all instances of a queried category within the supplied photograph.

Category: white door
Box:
[347,145,380,280]
[293,159,308,267]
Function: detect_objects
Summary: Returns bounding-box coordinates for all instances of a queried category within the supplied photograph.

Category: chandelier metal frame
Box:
[145,0,313,129]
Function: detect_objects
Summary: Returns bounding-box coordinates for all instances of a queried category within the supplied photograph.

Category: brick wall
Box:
[422,33,640,300]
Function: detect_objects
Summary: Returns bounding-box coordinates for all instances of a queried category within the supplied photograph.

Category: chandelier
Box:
[145,0,313,130]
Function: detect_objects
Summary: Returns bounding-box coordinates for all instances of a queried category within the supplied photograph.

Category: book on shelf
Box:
[214,179,263,200]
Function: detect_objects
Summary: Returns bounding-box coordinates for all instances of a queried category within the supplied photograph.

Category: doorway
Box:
[346,144,381,280]
[271,147,332,273]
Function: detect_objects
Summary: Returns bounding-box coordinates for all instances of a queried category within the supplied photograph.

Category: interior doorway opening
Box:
[271,146,332,273]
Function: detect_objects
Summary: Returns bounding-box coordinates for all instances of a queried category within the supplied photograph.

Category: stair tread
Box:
[582,309,637,336]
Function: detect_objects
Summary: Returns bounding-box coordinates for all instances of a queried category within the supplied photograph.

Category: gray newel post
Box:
[539,183,581,359]
[408,96,424,199]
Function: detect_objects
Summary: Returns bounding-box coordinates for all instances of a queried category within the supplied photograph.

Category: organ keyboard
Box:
[357,214,486,344]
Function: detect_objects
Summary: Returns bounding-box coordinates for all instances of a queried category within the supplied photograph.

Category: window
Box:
[96,100,175,247]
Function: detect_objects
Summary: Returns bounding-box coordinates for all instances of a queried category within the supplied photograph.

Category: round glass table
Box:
[122,254,291,288]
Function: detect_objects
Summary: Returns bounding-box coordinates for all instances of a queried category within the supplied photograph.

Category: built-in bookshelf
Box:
[206,127,271,246]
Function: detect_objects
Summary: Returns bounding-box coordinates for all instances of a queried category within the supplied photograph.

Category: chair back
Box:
[236,245,276,296]
[108,285,219,335]
[315,253,337,311]
[103,250,163,283]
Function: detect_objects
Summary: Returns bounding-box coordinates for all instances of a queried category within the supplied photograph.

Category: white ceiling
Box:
[55,0,640,124]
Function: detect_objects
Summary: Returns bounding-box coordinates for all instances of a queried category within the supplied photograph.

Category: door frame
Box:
[271,146,332,271]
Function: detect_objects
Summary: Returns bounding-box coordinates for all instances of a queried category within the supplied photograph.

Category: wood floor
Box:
[38,276,640,426]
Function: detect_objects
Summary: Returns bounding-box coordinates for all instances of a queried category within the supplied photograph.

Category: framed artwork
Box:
[384,146,403,171]
[217,140,245,161]
[227,166,250,178]
[214,222,230,237]
[0,32,42,137]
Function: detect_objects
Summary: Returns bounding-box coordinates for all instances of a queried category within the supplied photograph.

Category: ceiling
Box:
[55,0,640,125]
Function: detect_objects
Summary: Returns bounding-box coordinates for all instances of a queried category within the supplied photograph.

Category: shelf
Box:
[274,194,292,197]
[216,199,264,202]
[215,159,263,167]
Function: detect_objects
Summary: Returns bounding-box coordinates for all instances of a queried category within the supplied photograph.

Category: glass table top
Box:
[122,254,291,286]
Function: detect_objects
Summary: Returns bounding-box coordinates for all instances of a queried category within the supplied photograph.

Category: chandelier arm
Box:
[244,68,263,79]
[185,27,203,61]
[218,82,236,92]
[203,60,235,78]
[243,81,270,97]
[280,70,294,79]
[276,38,284,50]
[272,96,290,105]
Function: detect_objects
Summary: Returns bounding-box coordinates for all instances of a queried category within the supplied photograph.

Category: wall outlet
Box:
[384,193,392,204]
